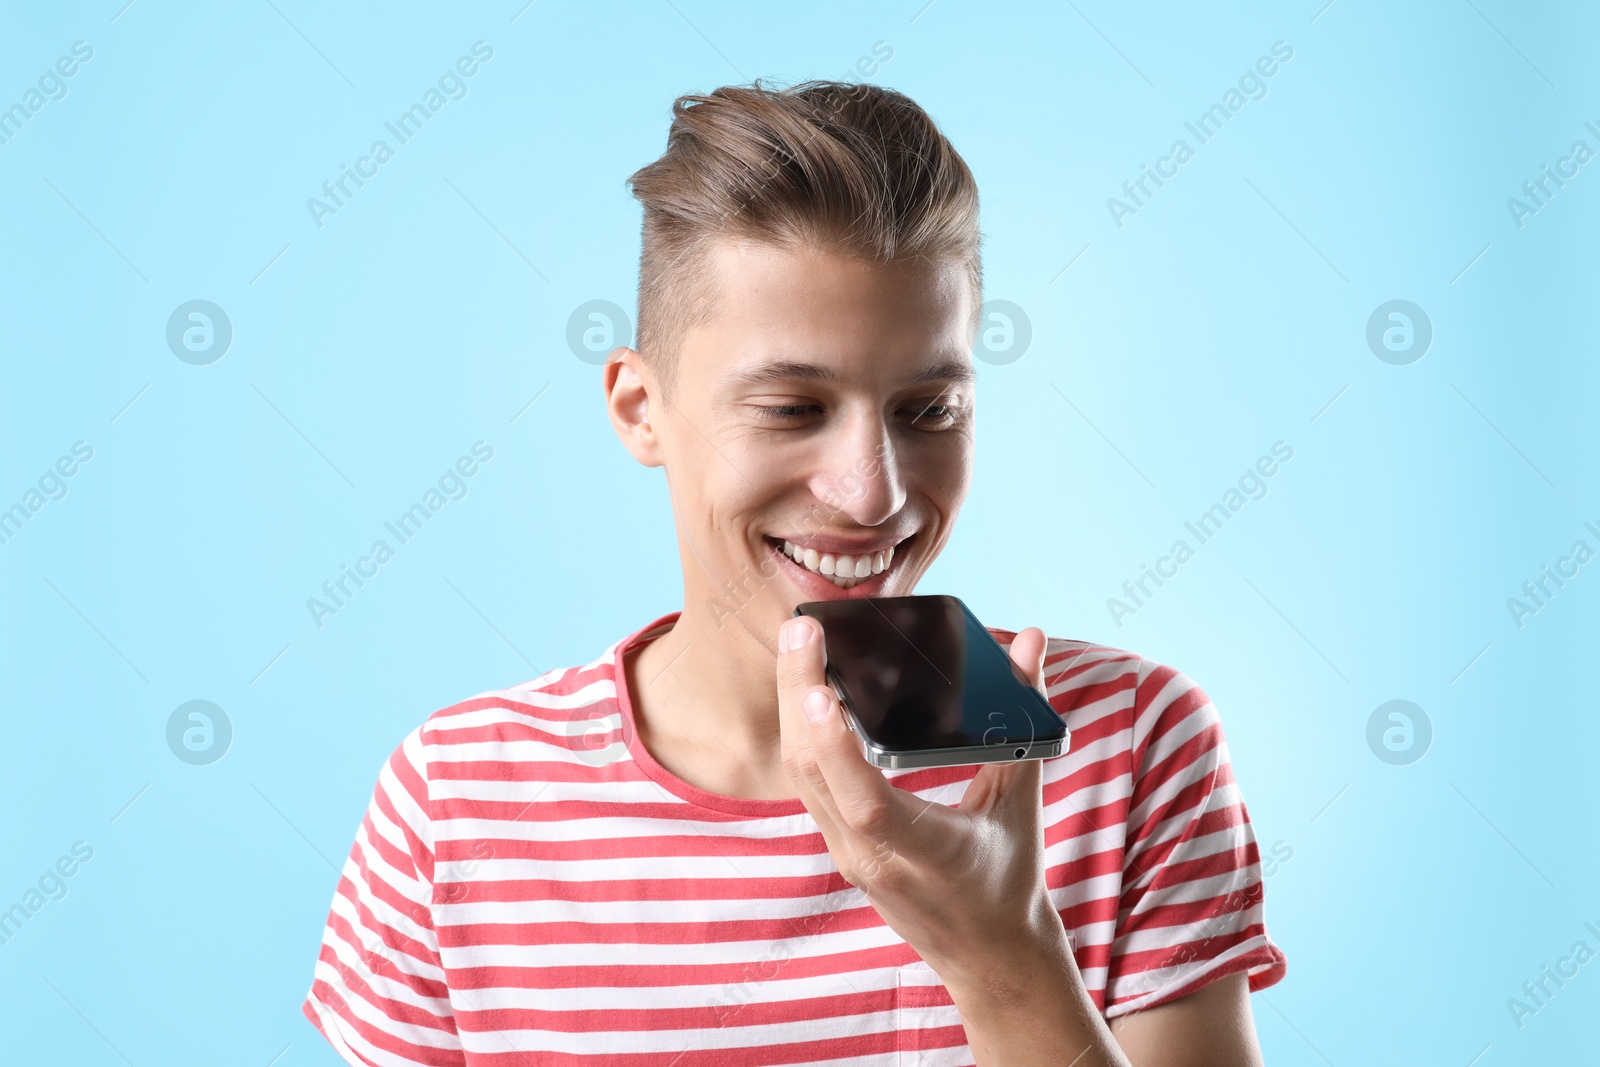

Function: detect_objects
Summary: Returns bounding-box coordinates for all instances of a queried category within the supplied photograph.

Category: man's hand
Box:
[774,612,1068,992]
[775,613,1267,1067]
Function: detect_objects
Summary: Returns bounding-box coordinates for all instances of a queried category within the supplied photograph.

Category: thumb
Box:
[1009,626,1049,693]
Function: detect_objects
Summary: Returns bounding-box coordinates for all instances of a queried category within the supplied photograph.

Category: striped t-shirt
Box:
[303,609,1287,1065]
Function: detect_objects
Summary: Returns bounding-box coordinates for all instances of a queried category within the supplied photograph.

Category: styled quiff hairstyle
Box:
[625,79,983,399]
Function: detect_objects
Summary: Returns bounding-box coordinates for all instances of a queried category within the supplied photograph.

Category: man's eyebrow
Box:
[719,359,976,388]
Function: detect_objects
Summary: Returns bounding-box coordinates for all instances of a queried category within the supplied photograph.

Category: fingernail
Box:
[804,689,831,723]
[781,618,813,652]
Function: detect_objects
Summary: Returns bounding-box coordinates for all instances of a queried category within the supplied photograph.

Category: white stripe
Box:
[1045,871,1124,912]
[427,921,918,968]
[450,960,906,1013]
[435,890,875,927]
[432,809,814,841]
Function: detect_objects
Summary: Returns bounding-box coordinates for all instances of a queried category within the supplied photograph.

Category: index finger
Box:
[777,616,920,847]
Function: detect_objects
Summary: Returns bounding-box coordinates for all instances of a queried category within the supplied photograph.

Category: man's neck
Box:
[625,601,796,801]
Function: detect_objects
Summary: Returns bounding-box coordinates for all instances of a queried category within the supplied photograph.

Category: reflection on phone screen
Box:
[820,596,967,748]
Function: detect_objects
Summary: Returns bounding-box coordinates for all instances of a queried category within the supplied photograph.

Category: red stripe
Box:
[436,899,883,949]
[438,870,859,904]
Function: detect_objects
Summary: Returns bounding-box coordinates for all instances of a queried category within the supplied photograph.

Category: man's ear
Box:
[602,348,663,468]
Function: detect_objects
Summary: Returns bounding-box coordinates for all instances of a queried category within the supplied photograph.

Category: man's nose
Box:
[808,418,904,527]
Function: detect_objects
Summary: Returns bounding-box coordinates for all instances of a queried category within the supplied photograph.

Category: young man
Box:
[303,80,1286,1066]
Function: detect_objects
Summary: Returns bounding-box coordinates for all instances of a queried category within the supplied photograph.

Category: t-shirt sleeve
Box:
[302,724,464,1066]
[1101,658,1288,1019]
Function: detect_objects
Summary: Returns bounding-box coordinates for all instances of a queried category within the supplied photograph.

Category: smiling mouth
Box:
[763,534,912,590]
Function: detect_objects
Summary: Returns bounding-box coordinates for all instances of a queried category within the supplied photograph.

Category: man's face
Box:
[624,236,978,650]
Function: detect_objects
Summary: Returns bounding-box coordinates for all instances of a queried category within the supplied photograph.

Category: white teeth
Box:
[777,539,901,588]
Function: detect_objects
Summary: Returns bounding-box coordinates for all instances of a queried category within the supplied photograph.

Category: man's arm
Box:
[945,919,1264,1067]
[1109,973,1264,1066]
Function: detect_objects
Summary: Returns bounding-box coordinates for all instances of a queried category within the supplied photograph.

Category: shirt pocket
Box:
[895,958,969,1065]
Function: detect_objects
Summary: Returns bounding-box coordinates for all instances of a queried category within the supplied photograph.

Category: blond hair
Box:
[625,79,982,397]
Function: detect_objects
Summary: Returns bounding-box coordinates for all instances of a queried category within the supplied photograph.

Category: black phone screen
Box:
[793,594,1066,754]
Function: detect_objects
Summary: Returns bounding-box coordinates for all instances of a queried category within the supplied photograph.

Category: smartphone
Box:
[791,594,1068,770]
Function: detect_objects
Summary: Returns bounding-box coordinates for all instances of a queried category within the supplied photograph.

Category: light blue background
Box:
[2,1,1596,1063]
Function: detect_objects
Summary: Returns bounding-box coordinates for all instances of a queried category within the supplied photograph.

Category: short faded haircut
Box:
[625,78,983,400]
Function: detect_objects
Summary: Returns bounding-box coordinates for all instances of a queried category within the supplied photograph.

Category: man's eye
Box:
[901,402,962,427]
[754,404,818,422]
[752,401,965,427]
